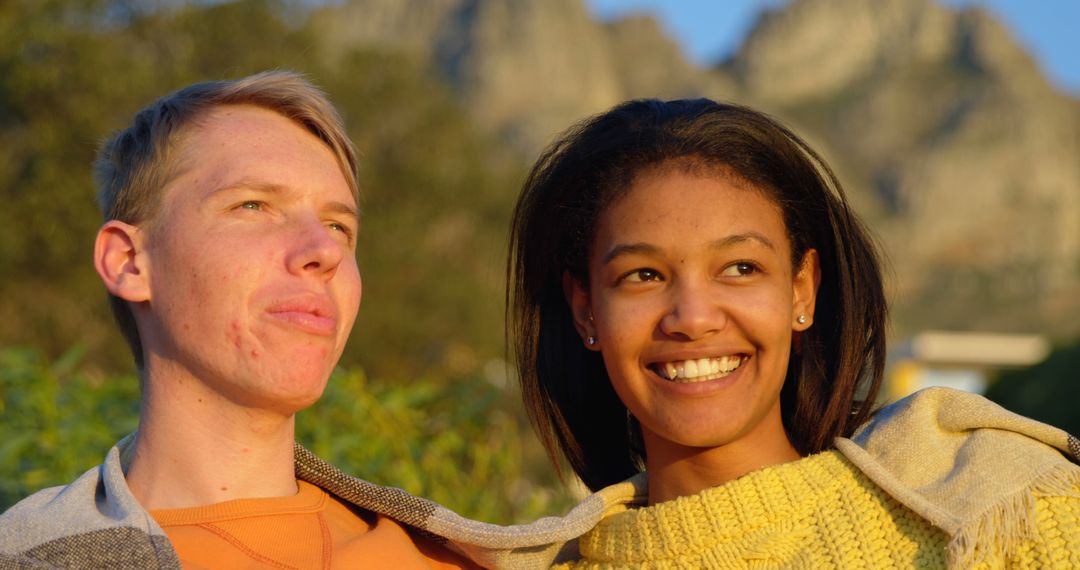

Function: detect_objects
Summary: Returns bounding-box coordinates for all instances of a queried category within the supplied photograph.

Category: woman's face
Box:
[570,166,819,460]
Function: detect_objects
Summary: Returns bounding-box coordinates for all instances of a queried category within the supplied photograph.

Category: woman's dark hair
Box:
[507,99,887,492]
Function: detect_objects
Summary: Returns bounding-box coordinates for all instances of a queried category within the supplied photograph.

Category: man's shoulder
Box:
[1,465,106,549]
[0,448,179,569]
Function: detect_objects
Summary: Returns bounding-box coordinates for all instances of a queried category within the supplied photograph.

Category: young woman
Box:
[507,99,1080,568]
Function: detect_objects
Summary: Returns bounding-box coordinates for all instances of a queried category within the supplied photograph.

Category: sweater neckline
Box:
[579,450,859,563]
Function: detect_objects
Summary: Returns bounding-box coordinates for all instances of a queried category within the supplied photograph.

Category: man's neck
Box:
[125,367,300,510]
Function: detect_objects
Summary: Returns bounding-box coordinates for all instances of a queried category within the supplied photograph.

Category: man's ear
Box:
[562,271,600,351]
[94,220,151,303]
[792,248,821,331]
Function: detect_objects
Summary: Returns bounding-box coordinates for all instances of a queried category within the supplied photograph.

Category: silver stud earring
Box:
[797,315,807,325]
[586,336,597,346]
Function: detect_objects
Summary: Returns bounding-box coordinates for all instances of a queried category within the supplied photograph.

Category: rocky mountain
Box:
[310,0,1080,339]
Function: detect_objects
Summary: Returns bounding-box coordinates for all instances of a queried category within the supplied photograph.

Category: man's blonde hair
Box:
[93,70,359,370]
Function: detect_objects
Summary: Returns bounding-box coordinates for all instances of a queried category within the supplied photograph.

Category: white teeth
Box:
[654,356,745,383]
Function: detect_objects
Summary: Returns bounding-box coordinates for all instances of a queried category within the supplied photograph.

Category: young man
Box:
[0,71,498,569]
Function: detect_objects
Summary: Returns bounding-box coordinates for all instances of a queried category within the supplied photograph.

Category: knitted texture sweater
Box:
[3,388,1079,569]
[556,450,1080,568]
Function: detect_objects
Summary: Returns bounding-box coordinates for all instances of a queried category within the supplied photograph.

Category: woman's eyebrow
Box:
[709,232,776,251]
[601,242,661,265]
[602,232,776,265]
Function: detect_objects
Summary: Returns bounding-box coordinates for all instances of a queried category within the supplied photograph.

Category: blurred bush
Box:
[0,0,521,383]
[985,339,1080,436]
[0,0,572,525]
[0,346,140,506]
[0,346,574,523]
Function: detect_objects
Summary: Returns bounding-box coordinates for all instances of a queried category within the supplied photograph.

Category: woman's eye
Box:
[623,269,661,283]
[721,262,757,277]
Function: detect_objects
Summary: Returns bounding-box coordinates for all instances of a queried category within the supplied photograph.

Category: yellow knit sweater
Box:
[557,450,1080,569]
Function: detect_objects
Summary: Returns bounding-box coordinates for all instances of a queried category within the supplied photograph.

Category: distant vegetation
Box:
[985,340,1080,436]
[0,346,574,522]
[0,0,1073,520]
[0,0,522,381]
[0,0,571,520]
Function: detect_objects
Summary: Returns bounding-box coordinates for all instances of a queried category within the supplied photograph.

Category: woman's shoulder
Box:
[845,387,1079,459]
[835,386,1080,567]
[835,387,1079,488]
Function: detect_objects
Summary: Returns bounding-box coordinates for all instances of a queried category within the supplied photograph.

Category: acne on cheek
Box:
[228,321,243,350]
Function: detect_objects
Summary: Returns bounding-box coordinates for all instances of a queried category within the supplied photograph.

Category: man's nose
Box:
[285,217,344,279]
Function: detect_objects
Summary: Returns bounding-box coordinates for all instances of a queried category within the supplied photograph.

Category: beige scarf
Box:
[835,387,1080,568]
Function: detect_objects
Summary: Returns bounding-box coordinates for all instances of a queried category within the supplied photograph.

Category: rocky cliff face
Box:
[311,0,1080,338]
[310,0,737,150]
[730,0,1080,335]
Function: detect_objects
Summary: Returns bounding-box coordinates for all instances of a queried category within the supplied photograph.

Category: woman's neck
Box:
[643,412,801,505]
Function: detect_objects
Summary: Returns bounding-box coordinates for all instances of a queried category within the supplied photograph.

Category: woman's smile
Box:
[649,354,747,383]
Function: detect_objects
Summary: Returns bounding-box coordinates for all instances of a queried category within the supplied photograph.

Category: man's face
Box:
[138,104,361,415]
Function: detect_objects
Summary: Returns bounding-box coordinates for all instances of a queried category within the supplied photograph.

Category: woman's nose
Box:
[659,281,726,340]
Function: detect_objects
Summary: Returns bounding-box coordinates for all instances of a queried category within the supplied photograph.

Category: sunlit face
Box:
[137,105,361,415]
[573,166,817,459]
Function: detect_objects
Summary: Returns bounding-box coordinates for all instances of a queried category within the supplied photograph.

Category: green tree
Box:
[984,339,1080,436]
[0,347,574,523]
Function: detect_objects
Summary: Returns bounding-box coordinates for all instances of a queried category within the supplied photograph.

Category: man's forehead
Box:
[169,105,354,191]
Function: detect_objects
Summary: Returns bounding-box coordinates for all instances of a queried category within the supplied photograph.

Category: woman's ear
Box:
[792,249,821,331]
[563,271,600,351]
[94,220,151,303]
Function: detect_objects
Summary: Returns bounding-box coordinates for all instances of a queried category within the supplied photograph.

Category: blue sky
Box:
[586,0,1080,96]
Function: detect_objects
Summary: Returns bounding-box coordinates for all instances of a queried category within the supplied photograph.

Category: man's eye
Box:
[239,201,262,211]
[328,222,353,239]
[720,262,757,277]
[623,269,661,283]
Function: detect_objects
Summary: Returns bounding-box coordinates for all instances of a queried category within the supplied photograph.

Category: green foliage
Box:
[298,368,570,523]
[0,346,140,509]
[984,339,1080,436]
[0,347,574,523]
[0,0,523,383]
[0,0,576,524]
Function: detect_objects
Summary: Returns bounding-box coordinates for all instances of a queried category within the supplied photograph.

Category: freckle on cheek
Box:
[250,349,259,358]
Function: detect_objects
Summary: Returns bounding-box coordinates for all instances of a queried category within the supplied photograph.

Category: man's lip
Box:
[265,297,337,336]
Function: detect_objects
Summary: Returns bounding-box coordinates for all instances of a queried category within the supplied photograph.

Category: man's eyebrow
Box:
[324,200,360,223]
[209,180,284,198]
[211,181,359,222]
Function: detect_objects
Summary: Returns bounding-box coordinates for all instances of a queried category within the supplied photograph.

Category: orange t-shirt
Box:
[150,480,479,569]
